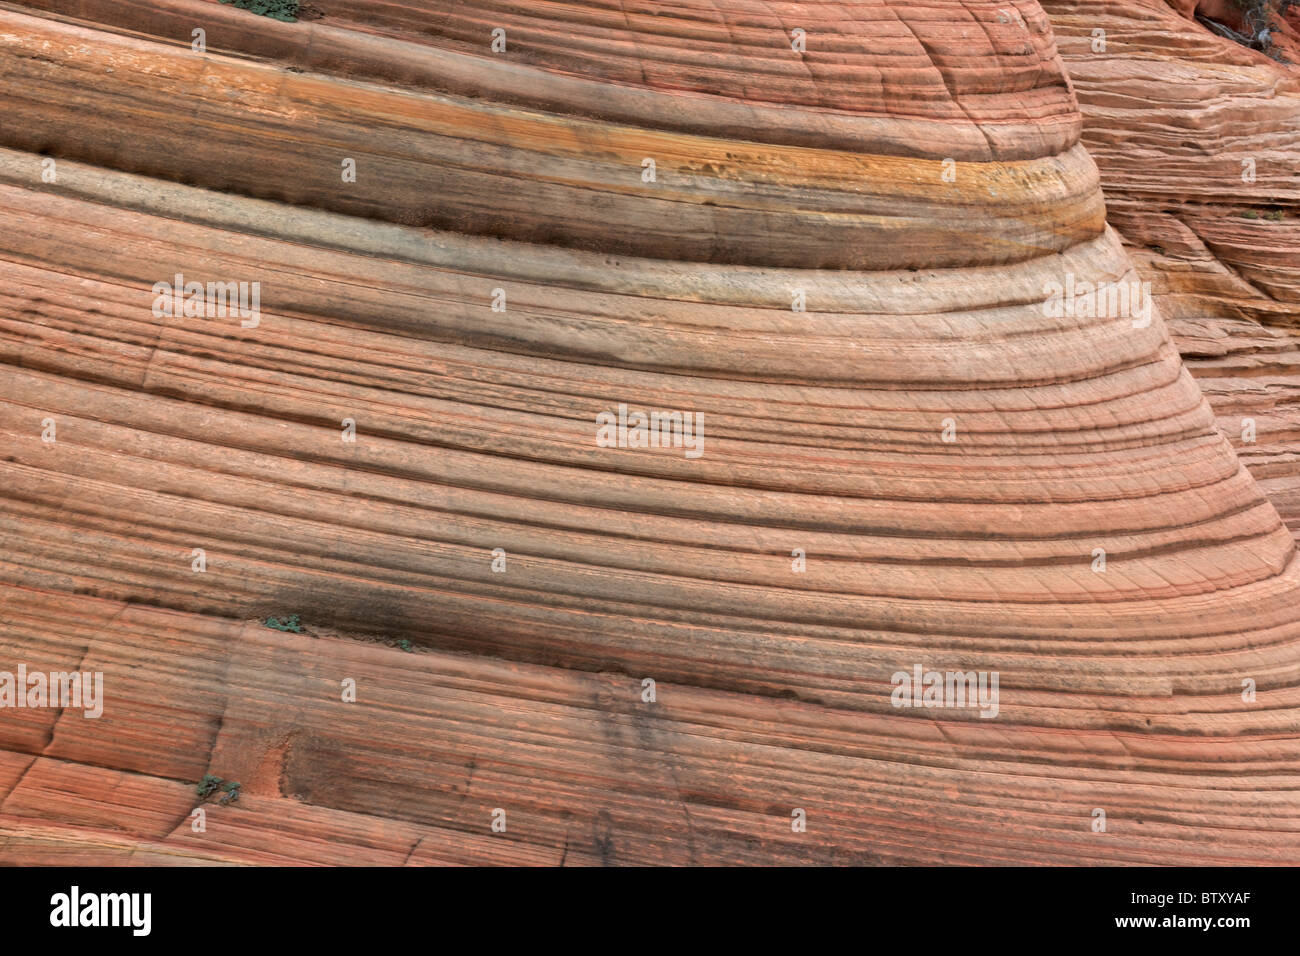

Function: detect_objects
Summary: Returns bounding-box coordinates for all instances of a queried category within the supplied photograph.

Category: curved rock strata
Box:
[1042,0,1300,542]
[0,0,1298,864]
[0,7,1106,270]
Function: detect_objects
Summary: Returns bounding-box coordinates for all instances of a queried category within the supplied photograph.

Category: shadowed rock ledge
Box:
[0,0,1298,865]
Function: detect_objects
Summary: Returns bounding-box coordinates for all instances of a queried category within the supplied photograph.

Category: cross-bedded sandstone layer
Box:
[1043,0,1300,543]
[1,0,1298,865]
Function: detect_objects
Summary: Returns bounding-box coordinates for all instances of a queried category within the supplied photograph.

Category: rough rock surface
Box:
[1043,0,1300,541]
[1,0,1299,864]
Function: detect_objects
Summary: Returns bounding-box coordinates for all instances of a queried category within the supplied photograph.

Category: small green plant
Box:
[1266,209,1287,221]
[197,773,223,799]
[220,0,299,22]
[264,614,303,633]
[197,774,241,805]
[396,639,413,652]
[1242,209,1261,219]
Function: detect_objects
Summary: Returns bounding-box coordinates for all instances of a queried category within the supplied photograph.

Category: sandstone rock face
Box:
[1042,1,1300,542]
[1,0,1299,865]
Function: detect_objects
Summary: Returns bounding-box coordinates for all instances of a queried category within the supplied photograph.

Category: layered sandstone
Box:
[1,0,1298,864]
[1042,0,1300,541]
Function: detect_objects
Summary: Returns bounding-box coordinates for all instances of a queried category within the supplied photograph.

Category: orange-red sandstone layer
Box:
[2,585,1299,866]
[1,152,1298,710]
[1043,0,1300,323]
[14,0,1083,159]
[0,7,1104,270]
[0,0,1297,865]
[1042,0,1300,540]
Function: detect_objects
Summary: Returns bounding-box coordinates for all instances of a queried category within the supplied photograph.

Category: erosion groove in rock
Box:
[0,0,1298,865]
